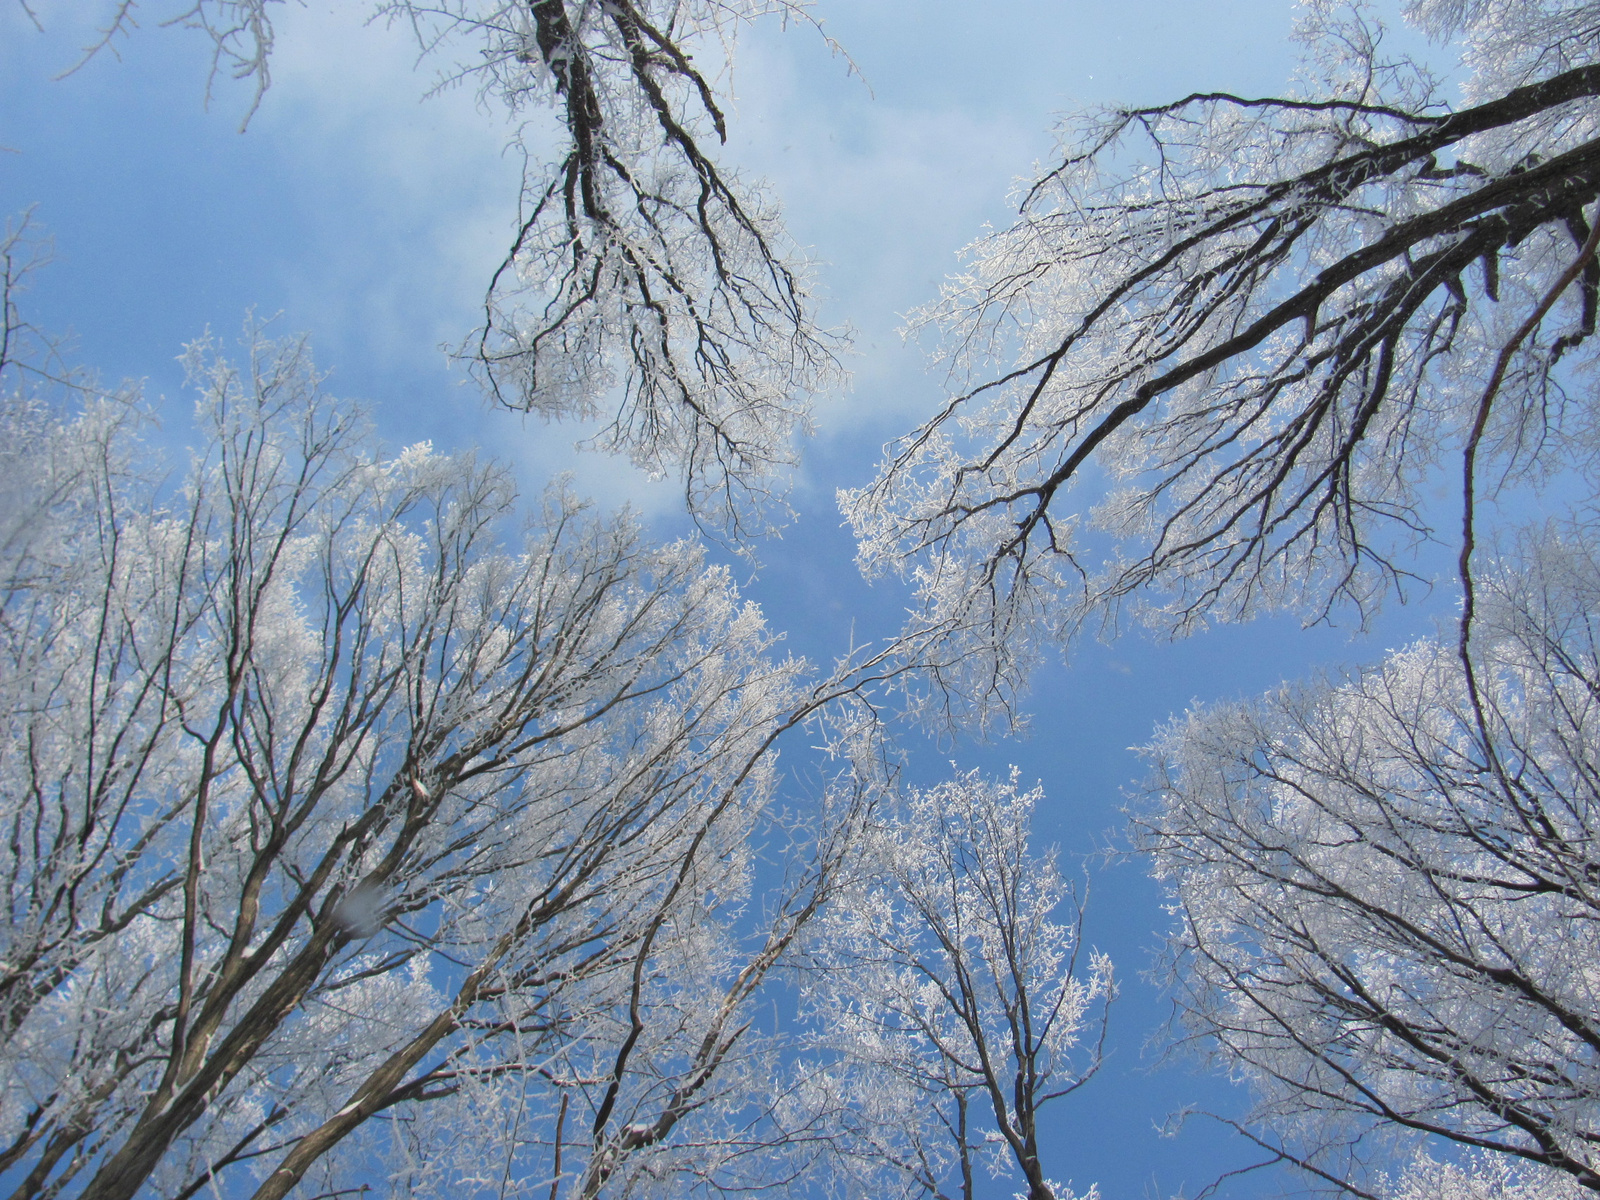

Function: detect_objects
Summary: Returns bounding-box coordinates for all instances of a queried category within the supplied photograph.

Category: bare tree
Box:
[0,311,887,1200]
[57,0,842,539]
[845,0,1600,705]
[413,0,843,539]
[1136,519,1600,1196]
[803,769,1112,1200]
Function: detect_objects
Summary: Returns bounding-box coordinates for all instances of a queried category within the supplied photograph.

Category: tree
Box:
[0,300,888,1200]
[803,770,1112,1200]
[67,0,841,538]
[1135,519,1600,1196]
[1388,1150,1590,1200]
[844,0,1600,703]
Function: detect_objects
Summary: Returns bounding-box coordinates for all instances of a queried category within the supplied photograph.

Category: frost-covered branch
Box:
[1137,518,1600,1195]
[847,1,1600,702]
[54,0,844,540]
[804,770,1112,1200]
[0,320,885,1200]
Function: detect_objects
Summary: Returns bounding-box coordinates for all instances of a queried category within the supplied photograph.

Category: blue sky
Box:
[1,3,1455,1196]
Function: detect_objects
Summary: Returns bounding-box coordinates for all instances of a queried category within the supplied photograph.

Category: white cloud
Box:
[250,3,523,373]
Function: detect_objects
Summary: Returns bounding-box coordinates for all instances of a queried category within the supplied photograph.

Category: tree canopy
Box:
[846,0,1600,707]
[1139,520,1600,1196]
[0,308,881,1200]
[12,1,1600,1198]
